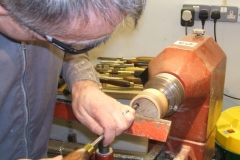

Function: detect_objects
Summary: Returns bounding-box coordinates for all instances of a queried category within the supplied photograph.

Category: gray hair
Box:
[0,0,146,35]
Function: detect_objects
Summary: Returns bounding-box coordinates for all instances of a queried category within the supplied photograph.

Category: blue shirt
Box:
[0,34,100,159]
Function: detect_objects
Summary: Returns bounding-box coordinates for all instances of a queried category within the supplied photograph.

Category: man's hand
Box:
[71,80,135,146]
[19,155,63,160]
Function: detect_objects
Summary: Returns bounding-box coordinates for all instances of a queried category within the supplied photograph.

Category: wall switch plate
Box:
[238,8,240,22]
[210,5,238,22]
[183,4,210,20]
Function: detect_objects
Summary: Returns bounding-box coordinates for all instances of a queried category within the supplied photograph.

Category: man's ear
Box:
[0,5,9,15]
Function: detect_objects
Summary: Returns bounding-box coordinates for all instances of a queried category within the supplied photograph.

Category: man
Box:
[0,0,146,159]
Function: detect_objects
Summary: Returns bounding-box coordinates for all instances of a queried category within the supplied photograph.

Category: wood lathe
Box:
[53,34,226,160]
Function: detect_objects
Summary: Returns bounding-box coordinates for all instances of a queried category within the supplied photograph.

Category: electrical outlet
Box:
[183,4,210,20]
[210,5,238,22]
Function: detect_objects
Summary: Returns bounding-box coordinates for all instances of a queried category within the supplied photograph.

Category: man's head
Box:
[0,0,146,52]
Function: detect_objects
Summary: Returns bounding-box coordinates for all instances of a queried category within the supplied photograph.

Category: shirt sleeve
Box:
[61,52,101,91]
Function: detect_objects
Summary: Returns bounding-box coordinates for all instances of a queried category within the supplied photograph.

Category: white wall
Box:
[89,0,240,110]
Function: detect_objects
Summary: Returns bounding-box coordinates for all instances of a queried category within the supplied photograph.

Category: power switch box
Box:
[210,5,238,22]
[183,4,210,21]
[181,8,194,26]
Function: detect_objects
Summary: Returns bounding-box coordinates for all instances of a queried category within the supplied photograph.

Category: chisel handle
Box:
[135,56,153,62]
[123,77,142,84]
[63,135,104,160]
[100,78,132,87]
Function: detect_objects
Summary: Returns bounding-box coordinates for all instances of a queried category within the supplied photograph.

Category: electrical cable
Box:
[185,23,188,35]
[210,10,240,101]
[211,10,220,42]
[214,21,217,42]
[224,94,240,100]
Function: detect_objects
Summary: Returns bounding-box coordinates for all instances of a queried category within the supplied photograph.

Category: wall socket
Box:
[210,5,238,22]
[183,4,210,20]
